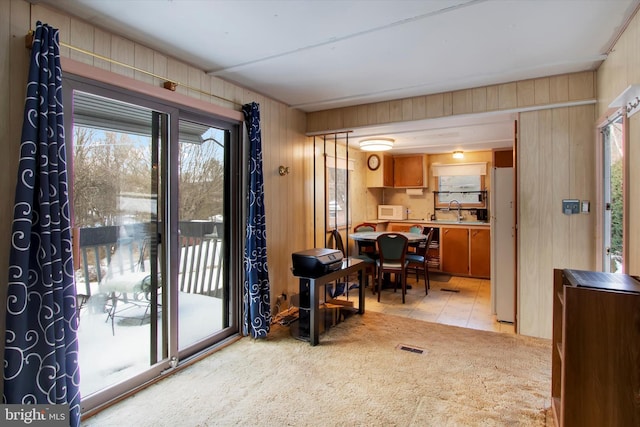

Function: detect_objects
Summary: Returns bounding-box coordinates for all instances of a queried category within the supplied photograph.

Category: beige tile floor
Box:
[356,273,515,334]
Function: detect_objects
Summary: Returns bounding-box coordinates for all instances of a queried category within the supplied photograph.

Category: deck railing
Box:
[75,221,224,299]
[178,221,224,298]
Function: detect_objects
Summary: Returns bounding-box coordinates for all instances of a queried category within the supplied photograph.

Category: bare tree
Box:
[179,138,224,221]
[73,127,152,227]
[73,126,225,227]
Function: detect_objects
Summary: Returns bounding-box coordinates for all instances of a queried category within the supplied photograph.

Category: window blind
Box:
[431,162,487,176]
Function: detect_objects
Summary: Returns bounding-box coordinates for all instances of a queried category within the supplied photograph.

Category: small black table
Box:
[296,257,366,346]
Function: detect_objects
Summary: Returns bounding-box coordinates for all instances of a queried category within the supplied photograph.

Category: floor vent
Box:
[397,344,425,354]
[441,288,460,293]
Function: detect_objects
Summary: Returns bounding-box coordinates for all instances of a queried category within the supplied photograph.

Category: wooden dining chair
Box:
[353,222,378,260]
[375,233,410,303]
[406,224,424,254]
[408,224,424,234]
[406,227,434,295]
[353,222,377,233]
[327,229,356,299]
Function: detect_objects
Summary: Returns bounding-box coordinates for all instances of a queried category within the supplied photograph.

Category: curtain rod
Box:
[25,31,242,107]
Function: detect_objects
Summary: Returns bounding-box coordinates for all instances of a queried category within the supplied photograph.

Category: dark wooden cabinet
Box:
[441,227,469,275]
[493,148,513,167]
[552,269,640,427]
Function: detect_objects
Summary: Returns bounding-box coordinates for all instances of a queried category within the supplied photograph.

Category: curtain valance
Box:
[431,162,487,176]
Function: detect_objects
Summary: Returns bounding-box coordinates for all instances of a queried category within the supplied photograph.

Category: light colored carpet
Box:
[83,311,552,426]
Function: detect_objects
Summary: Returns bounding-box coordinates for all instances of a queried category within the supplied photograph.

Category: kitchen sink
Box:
[397,219,489,225]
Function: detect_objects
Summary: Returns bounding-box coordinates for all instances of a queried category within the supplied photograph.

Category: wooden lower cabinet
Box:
[441,227,469,275]
[552,269,640,427]
[469,228,490,277]
[386,224,489,277]
[387,223,414,232]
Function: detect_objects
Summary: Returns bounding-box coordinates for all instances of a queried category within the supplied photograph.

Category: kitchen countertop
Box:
[367,219,490,227]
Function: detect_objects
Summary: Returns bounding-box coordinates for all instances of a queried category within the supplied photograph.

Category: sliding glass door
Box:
[71,90,165,401]
[177,118,232,351]
[64,77,241,414]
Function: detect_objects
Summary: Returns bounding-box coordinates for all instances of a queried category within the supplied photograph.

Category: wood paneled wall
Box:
[597,8,640,275]
[0,0,309,350]
[308,72,595,133]
[518,105,595,338]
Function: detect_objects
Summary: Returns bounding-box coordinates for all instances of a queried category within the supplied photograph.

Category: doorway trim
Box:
[595,108,628,273]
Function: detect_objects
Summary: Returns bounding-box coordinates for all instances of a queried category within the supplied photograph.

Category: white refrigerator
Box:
[491,167,515,323]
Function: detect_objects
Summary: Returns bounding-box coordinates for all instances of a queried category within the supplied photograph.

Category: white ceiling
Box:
[35,0,639,154]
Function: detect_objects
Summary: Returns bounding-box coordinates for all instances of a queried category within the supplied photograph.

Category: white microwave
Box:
[378,205,407,220]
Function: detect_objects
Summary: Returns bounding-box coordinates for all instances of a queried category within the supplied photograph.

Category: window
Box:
[432,163,487,208]
[327,165,350,228]
[326,156,354,229]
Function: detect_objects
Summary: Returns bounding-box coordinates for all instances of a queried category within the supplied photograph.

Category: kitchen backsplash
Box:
[381,189,487,222]
[364,151,494,222]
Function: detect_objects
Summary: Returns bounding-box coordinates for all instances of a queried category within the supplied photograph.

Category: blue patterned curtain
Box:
[242,102,271,338]
[3,22,81,426]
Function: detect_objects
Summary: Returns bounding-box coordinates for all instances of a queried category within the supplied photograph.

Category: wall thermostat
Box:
[562,199,580,215]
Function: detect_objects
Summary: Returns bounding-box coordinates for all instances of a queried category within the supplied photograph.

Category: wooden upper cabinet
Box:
[382,154,394,187]
[366,153,394,187]
[493,149,513,168]
[393,155,428,187]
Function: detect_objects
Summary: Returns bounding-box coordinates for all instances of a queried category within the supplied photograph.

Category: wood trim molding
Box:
[61,57,244,123]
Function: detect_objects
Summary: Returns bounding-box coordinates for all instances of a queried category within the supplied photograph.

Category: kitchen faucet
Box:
[448,199,463,222]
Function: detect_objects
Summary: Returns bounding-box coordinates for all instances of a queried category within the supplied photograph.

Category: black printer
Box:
[291,248,343,278]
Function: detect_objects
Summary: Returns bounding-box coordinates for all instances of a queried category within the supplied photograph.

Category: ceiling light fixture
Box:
[359,138,394,151]
[453,150,464,159]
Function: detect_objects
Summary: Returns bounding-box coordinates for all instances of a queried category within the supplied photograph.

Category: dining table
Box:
[348,231,427,290]
[348,231,427,243]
